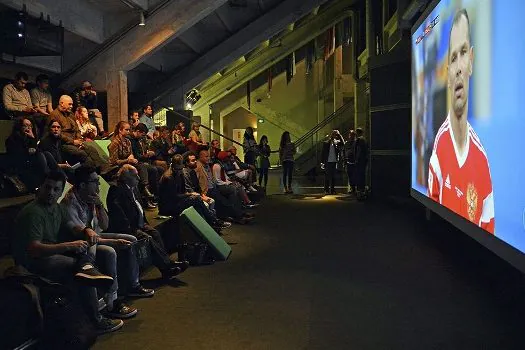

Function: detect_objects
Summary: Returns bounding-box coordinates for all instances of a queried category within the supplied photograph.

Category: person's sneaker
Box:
[96,317,123,334]
[74,264,113,288]
[161,266,182,280]
[127,285,155,298]
[244,203,259,209]
[218,220,232,229]
[248,186,257,192]
[104,302,137,319]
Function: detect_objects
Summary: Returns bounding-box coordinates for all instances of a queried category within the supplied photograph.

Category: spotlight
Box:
[139,12,146,26]
[186,102,193,110]
[17,33,23,38]
[185,89,201,110]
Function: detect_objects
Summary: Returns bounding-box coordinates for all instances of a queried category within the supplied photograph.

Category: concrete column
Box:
[333,45,344,112]
[366,0,376,59]
[354,80,368,132]
[106,70,128,131]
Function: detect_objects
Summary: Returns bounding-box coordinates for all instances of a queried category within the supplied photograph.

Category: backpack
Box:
[2,266,97,350]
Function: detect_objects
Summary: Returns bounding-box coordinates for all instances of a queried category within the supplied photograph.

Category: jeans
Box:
[258,167,268,187]
[355,162,367,191]
[28,253,101,323]
[211,186,244,219]
[134,226,173,272]
[97,233,139,299]
[324,162,337,192]
[346,163,355,191]
[282,160,294,188]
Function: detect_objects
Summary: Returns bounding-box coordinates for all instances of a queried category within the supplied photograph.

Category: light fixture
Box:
[17,33,23,38]
[139,12,146,26]
[258,118,264,124]
[185,89,201,110]
[186,103,193,110]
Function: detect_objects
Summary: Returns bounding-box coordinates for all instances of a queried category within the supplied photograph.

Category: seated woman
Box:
[158,154,226,230]
[107,121,157,208]
[171,122,189,154]
[187,122,207,153]
[5,117,59,191]
[75,106,98,141]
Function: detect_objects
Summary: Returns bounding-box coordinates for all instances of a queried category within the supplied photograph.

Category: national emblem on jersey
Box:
[427,115,495,234]
[466,183,477,222]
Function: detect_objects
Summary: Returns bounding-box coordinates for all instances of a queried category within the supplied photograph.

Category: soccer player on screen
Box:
[427,9,495,234]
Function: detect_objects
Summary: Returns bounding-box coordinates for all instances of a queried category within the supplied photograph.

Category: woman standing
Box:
[279,131,296,194]
[258,135,271,189]
[243,127,258,165]
[188,122,206,152]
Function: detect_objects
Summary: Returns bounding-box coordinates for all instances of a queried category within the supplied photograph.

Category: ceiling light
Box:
[139,12,146,26]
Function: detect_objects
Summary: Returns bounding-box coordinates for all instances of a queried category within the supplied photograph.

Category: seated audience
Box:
[171,122,189,154]
[11,171,124,334]
[195,148,253,224]
[158,154,227,230]
[150,126,174,165]
[74,81,105,135]
[50,95,110,172]
[61,166,153,319]
[75,106,98,141]
[129,110,140,129]
[129,123,164,178]
[214,151,258,208]
[3,71,47,134]
[209,139,221,162]
[187,122,207,152]
[39,120,75,177]
[30,74,53,116]
[139,104,155,139]
[182,151,231,229]
[108,121,157,208]
[226,146,257,190]
[107,165,189,279]
[5,117,59,190]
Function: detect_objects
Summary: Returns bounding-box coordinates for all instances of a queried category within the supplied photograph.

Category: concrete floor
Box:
[93,173,525,350]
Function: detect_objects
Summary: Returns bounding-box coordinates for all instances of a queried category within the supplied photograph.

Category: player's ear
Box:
[468,46,474,75]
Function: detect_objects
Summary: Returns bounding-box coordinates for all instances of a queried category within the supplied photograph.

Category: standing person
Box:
[321,130,345,194]
[279,131,296,194]
[258,135,271,189]
[345,130,357,194]
[243,127,258,166]
[427,9,494,233]
[354,128,369,200]
[188,122,206,152]
[139,105,155,139]
[75,81,105,136]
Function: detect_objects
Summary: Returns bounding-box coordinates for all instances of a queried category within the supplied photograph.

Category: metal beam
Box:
[146,0,336,105]
[120,0,149,10]
[0,0,105,43]
[60,0,228,90]
[192,0,356,109]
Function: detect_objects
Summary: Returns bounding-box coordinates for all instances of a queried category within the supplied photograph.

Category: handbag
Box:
[0,173,29,197]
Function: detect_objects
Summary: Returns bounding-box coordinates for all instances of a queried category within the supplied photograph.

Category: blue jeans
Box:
[97,233,139,300]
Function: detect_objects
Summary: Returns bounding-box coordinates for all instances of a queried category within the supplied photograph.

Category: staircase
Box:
[293,100,354,175]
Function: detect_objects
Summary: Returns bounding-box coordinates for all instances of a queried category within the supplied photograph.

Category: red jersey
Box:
[428,115,495,234]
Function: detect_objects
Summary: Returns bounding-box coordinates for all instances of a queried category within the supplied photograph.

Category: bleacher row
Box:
[0,125,235,349]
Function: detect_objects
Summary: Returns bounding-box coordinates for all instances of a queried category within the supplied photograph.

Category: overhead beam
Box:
[60,0,228,90]
[146,0,336,106]
[0,0,105,43]
[194,0,356,108]
[120,0,149,10]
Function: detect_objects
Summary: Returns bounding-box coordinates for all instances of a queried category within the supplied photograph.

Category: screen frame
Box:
[410,0,525,274]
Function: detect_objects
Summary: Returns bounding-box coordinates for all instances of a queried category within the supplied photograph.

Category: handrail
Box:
[251,111,301,140]
[295,101,353,147]
[59,0,173,84]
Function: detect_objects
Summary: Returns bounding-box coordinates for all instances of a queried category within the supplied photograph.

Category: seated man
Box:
[12,171,123,334]
[182,151,231,229]
[225,147,257,191]
[61,166,154,319]
[214,151,258,209]
[38,120,75,177]
[149,126,174,167]
[158,154,227,230]
[30,74,53,116]
[3,71,48,134]
[74,81,105,135]
[129,123,164,188]
[195,148,253,224]
[107,164,189,279]
[50,95,111,173]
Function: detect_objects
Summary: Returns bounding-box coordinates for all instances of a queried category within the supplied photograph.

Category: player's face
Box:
[448,16,473,118]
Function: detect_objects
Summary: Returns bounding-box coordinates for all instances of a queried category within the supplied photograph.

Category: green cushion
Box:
[180,206,232,260]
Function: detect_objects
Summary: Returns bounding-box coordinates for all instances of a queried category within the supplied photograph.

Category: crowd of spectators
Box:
[1,71,273,341]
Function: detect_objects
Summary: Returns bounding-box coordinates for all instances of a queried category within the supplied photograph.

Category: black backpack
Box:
[2,266,98,350]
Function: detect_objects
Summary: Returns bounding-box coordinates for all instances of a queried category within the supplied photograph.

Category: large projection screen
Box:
[411,0,525,272]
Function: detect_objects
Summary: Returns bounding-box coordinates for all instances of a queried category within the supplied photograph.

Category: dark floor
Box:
[93,175,525,350]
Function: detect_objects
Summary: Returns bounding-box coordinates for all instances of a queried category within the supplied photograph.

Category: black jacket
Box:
[5,133,37,169]
[106,182,148,234]
[158,166,188,216]
[39,134,63,164]
[321,139,344,164]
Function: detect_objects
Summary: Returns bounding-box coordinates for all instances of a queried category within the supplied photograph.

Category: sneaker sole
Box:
[127,291,155,298]
[75,273,113,281]
[97,319,124,334]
